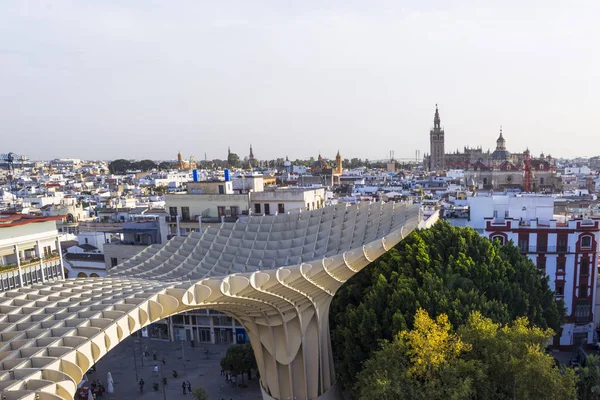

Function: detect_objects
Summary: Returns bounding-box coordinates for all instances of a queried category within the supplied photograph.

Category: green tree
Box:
[137,159,158,171]
[108,159,132,174]
[458,311,576,400]
[158,161,173,171]
[579,354,600,400]
[330,220,564,392]
[191,387,209,400]
[357,310,576,400]
[220,343,257,386]
[227,152,240,168]
[356,309,475,400]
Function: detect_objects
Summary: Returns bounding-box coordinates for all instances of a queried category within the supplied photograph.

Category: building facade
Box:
[0,214,65,291]
[250,187,326,215]
[466,195,600,349]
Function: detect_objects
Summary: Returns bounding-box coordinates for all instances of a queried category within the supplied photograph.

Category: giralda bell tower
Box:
[429,104,445,171]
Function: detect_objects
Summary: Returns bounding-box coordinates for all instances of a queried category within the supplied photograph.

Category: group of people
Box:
[79,379,105,399]
[221,370,237,387]
[181,380,192,394]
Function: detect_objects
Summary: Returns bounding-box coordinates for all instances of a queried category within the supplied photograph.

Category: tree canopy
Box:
[227,152,240,168]
[220,343,257,385]
[108,159,158,174]
[356,309,575,400]
[330,220,564,392]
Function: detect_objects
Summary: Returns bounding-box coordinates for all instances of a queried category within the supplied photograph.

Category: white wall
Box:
[77,232,106,253]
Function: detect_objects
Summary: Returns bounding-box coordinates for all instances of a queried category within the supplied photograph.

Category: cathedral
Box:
[423,105,550,170]
[422,105,559,191]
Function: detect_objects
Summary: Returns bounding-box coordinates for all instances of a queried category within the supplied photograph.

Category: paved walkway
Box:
[84,336,262,400]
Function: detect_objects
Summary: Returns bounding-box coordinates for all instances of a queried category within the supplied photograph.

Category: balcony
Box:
[524,246,571,254]
[167,215,240,224]
[0,254,60,273]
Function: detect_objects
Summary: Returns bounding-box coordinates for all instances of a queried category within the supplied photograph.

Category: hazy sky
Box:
[1,1,599,161]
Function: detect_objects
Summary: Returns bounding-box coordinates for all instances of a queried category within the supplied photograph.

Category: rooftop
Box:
[0,214,64,228]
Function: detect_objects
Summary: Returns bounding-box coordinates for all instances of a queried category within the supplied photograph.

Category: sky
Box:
[1,1,599,162]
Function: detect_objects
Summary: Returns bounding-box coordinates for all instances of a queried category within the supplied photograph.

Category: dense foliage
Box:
[330,220,564,392]
[108,159,158,174]
[220,343,257,385]
[356,309,576,400]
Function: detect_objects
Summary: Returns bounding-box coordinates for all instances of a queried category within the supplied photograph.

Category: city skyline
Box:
[2,1,599,160]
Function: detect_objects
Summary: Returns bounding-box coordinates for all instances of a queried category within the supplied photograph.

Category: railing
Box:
[0,254,61,273]
[524,246,571,253]
[168,215,239,224]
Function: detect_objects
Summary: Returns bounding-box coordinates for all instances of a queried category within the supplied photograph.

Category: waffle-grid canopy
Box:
[0,201,421,400]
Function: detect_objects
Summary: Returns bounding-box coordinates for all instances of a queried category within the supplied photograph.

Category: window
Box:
[111,258,118,267]
[483,177,488,185]
[212,316,233,326]
[536,257,545,270]
[493,210,498,218]
[218,185,224,194]
[278,203,285,214]
[169,206,177,217]
[557,236,568,253]
[540,177,545,185]
[557,258,565,271]
[581,257,589,275]
[575,302,591,323]
[518,235,529,252]
[217,206,226,218]
[556,285,564,296]
[181,206,190,221]
[491,235,504,245]
[505,210,509,218]
[84,238,88,244]
[264,204,270,215]
[307,203,310,211]
[254,204,261,214]
[581,236,592,249]
[580,285,588,298]
[537,234,548,252]
[230,206,239,217]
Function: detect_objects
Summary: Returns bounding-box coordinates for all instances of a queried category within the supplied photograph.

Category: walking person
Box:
[139,378,145,393]
[153,364,159,377]
[182,381,187,394]
[161,355,166,365]
[187,380,191,393]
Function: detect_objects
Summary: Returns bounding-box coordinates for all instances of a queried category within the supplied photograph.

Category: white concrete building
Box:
[250,187,326,215]
[0,214,65,291]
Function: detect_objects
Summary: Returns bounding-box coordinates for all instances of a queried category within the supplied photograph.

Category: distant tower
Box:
[523,148,532,192]
[227,147,231,158]
[249,145,256,168]
[429,104,445,171]
[189,155,196,170]
[335,150,343,174]
[177,152,184,169]
[496,126,506,151]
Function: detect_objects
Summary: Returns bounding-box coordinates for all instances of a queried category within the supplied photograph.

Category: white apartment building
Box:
[466,195,600,349]
[0,214,65,291]
[165,181,251,236]
[250,187,326,215]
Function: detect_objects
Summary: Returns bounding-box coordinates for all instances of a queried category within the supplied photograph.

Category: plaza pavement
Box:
[86,336,262,400]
